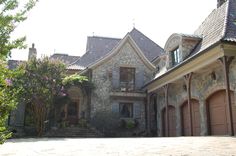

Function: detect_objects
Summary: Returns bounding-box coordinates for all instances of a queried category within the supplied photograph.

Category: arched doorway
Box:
[181,99,200,136]
[162,105,176,137]
[206,90,236,135]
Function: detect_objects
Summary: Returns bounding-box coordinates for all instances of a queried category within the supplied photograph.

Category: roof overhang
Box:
[145,42,236,93]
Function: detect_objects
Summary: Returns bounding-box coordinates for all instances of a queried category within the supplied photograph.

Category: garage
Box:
[181,99,200,136]
[162,105,176,137]
[207,90,236,135]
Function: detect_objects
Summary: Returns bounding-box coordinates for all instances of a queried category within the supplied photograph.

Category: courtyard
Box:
[0,137,236,156]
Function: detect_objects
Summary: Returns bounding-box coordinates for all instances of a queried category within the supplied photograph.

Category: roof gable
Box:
[71,28,164,70]
[89,34,156,70]
[129,28,164,61]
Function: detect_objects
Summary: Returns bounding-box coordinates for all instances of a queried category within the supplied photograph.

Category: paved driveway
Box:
[0,137,236,156]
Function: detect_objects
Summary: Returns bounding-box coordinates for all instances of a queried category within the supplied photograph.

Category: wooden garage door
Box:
[162,105,176,137]
[207,90,236,135]
[181,100,200,136]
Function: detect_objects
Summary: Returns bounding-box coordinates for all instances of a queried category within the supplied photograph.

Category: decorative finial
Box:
[92,32,95,36]
[132,18,135,28]
[32,43,35,48]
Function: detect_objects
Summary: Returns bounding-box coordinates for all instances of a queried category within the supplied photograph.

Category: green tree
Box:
[0,61,22,144]
[0,0,37,144]
[15,57,66,136]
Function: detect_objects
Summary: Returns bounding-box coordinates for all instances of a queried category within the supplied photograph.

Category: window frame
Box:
[119,102,133,118]
[119,67,135,91]
[171,47,180,66]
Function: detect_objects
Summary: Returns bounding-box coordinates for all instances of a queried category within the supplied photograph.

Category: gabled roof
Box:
[71,28,164,70]
[73,36,121,68]
[88,34,156,70]
[129,28,164,61]
[50,54,80,66]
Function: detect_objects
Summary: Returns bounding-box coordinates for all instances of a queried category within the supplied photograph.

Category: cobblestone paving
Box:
[0,137,236,156]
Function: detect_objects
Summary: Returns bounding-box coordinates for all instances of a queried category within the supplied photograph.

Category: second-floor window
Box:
[172,48,180,66]
[120,67,135,91]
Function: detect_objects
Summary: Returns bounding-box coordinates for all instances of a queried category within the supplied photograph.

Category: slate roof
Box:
[50,54,80,66]
[192,0,236,55]
[70,28,164,69]
[71,36,121,68]
[7,60,24,69]
[129,28,164,61]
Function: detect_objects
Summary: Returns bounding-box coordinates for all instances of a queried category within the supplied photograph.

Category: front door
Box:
[67,101,78,125]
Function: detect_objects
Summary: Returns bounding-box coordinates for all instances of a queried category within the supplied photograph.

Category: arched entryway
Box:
[206,90,236,135]
[181,99,200,136]
[162,105,176,137]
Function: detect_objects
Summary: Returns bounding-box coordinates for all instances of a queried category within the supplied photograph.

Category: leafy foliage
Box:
[0,0,38,60]
[62,74,88,86]
[14,57,66,136]
[0,0,37,144]
[0,61,22,144]
[62,74,94,92]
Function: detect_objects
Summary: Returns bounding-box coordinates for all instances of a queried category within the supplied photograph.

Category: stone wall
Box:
[154,60,236,136]
[91,41,154,134]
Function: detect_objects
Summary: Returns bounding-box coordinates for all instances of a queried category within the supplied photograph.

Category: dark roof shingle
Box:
[50,54,80,66]
[192,0,236,55]
[72,28,164,69]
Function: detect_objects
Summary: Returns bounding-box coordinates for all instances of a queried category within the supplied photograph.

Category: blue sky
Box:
[11,0,216,60]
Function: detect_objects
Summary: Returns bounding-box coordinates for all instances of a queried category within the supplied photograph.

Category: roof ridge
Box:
[87,36,121,40]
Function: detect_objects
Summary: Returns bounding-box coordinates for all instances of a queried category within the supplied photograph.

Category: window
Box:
[119,103,133,118]
[172,48,180,66]
[120,67,135,91]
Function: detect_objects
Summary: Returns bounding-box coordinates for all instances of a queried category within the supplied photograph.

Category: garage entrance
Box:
[181,99,200,136]
[162,105,176,137]
[207,90,236,135]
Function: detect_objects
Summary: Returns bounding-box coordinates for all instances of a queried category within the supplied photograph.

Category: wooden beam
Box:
[219,56,234,136]
[163,84,169,137]
[184,73,193,136]
[146,93,151,134]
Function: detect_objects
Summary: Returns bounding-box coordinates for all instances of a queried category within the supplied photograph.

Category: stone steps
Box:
[44,126,103,138]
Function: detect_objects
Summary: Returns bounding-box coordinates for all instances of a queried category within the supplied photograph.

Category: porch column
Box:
[163,84,169,137]
[146,93,151,134]
[184,73,193,136]
[219,56,234,136]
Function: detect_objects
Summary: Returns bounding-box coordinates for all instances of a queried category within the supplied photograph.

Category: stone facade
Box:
[90,41,154,134]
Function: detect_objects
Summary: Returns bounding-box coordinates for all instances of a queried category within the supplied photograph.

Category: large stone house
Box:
[8,28,164,136]
[8,0,236,137]
[145,0,236,136]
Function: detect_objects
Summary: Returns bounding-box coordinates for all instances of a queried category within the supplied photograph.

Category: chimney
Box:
[28,43,37,60]
[217,0,227,8]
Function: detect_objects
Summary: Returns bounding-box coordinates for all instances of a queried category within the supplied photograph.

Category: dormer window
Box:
[172,47,180,66]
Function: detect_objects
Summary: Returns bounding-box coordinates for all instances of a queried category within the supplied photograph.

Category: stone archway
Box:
[59,86,86,126]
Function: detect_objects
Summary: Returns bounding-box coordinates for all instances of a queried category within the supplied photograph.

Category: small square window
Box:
[119,103,133,118]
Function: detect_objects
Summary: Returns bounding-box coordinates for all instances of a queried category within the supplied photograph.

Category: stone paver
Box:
[0,137,236,156]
